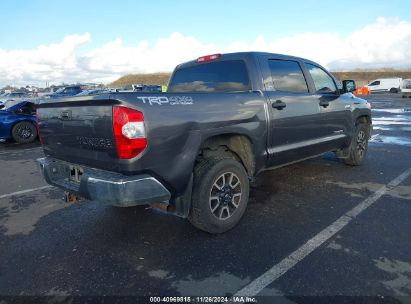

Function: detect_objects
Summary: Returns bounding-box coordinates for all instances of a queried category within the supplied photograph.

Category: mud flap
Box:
[172,174,193,218]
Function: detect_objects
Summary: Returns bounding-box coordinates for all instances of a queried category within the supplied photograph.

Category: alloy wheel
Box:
[209,172,242,220]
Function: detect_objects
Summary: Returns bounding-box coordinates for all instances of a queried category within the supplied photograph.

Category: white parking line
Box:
[234,168,411,297]
[0,147,42,156]
[0,185,53,200]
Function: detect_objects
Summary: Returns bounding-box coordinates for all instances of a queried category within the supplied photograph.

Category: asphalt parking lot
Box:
[0,94,410,303]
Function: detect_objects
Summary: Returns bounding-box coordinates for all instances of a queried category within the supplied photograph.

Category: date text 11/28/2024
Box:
[149,296,257,303]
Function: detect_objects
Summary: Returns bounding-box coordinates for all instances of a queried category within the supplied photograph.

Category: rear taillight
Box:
[197,53,221,63]
[112,106,147,159]
[36,110,43,144]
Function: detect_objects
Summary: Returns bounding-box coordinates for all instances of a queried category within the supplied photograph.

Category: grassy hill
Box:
[109,73,171,87]
[109,70,411,88]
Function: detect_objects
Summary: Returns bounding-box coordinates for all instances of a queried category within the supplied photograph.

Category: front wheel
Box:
[344,123,370,166]
[11,121,37,144]
[189,158,250,234]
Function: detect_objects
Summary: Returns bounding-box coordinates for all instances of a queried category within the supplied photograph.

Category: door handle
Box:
[272,100,286,110]
[319,100,330,108]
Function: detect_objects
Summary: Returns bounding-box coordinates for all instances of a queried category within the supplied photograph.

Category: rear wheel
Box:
[189,158,249,234]
[344,123,370,166]
[11,121,37,144]
[389,88,399,93]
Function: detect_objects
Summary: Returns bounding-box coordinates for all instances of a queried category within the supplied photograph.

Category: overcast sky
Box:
[1,0,411,87]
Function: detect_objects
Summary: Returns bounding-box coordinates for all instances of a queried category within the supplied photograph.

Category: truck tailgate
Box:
[37,96,119,170]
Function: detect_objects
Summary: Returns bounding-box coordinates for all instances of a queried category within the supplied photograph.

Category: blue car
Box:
[46,85,82,99]
[0,100,38,143]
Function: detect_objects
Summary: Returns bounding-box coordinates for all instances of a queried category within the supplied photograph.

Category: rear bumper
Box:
[37,157,171,206]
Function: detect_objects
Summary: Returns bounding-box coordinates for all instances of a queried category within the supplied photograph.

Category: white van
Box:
[401,79,411,98]
[367,78,402,93]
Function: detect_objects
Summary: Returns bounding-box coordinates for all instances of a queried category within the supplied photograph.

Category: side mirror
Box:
[342,80,356,93]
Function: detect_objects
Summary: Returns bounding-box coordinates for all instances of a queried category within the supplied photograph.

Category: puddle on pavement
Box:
[371,107,411,145]
[374,257,411,296]
[44,287,71,296]
[326,181,411,201]
[372,108,411,114]
[326,181,382,199]
[373,121,411,126]
[372,112,411,128]
[373,126,392,131]
[171,271,251,296]
[370,134,411,147]
[373,126,411,132]
[372,116,411,126]
[326,240,359,255]
[0,190,68,236]
[148,269,173,280]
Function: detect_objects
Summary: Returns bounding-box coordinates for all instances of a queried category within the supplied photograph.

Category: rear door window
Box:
[168,60,251,93]
[268,60,308,93]
[306,63,338,94]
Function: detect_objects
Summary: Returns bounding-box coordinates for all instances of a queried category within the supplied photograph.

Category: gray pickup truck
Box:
[37,52,372,233]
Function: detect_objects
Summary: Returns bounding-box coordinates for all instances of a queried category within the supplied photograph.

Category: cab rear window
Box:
[168,60,251,93]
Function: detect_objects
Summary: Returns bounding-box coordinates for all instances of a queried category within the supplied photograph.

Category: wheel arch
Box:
[197,133,256,176]
[171,132,256,219]
[355,115,371,125]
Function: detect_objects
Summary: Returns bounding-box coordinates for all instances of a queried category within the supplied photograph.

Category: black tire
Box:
[389,88,398,93]
[11,121,37,144]
[189,158,249,234]
[344,123,370,166]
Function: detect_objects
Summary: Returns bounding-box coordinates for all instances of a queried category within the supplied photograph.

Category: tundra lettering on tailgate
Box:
[77,136,113,150]
[137,96,193,106]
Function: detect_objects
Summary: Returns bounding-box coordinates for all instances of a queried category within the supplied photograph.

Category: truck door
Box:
[258,56,325,167]
[303,62,352,150]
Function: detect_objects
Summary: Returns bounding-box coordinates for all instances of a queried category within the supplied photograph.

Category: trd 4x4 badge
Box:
[137,96,193,106]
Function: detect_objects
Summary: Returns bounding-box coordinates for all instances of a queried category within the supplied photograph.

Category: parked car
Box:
[0,92,31,109]
[46,86,83,98]
[75,88,110,96]
[0,91,31,100]
[36,52,371,233]
[107,87,125,93]
[0,100,37,143]
[366,78,402,93]
[132,84,162,92]
[401,79,411,98]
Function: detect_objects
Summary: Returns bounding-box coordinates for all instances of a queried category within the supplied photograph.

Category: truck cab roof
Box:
[170,52,326,93]
[176,52,318,70]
